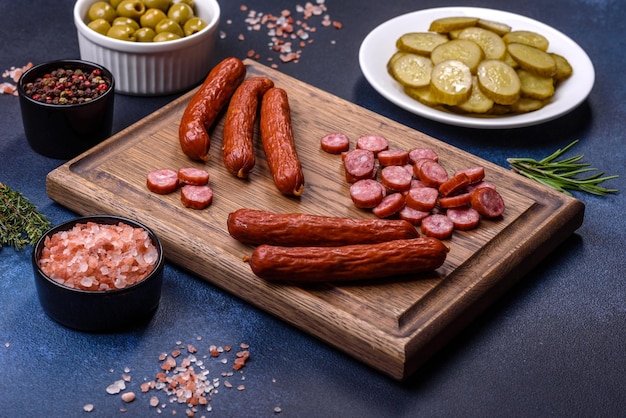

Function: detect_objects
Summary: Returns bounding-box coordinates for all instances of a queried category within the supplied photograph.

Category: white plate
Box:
[359,7,595,129]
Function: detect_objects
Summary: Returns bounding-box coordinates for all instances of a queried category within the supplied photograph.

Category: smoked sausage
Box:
[259,88,305,196]
[227,208,418,246]
[179,57,246,161]
[222,76,274,178]
[248,237,449,282]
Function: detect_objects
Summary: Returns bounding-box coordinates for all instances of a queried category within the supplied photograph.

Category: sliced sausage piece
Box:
[178,167,210,186]
[412,158,432,177]
[147,169,179,194]
[372,192,405,218]
[408,147,439,163]
[405,187,439,212]
[349,179,385,209]
[421,214,454,240]
[417,160,449,188]
[356,134,388,155]
[454,166,485,184]
[398,205,430,226]
[439,172,470,197]
[471,187,505,218]
[377,149,410,166]
[466,180,497,193]
[410,179,428,189]
[446,207,480,231]
[343,148,376,182]
[438,192,472,208]
[181,185,214,210]
[381,165,413,192]
[320,133,350,154]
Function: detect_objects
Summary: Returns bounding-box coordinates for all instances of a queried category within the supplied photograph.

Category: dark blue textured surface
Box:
[1,1,624,416]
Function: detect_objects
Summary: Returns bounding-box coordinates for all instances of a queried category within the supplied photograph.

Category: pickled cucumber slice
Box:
[431,39,484,73]
[507,42,557,77]
[387,51,406,75]
[455,76,494,113]
[477,18,512,36]
[389,52,434,87]
[503,30,550,51]
[428,16,479,33]
[430,60,473,105]
[502,51,519,69]
[477,59,521,105]
[458,26,507,60]
[551,53,573,82]
[510,97,546,113]
[516,68,555,100]
[404,85,441,107]
[396,32,449,56]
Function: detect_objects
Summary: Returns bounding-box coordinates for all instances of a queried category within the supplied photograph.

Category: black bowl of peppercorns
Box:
[17,59,115,159]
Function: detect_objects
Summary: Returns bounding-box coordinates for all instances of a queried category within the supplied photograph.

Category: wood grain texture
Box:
[46,60,584,380]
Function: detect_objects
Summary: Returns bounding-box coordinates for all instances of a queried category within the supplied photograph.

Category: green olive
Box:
[107,24,137,41]
[143,0,171,12]
[183,17,207,37]
[116,0,146,20]
[112,16,140,31]
[173,0,194,7]
[154,18,184,37]
[88,18,112,36]
[109,0,124,8]
[88,1,117,23]
[167,2,194,25]
[140,8,167,29]
[153,31,182,42]
[135,27,157,42]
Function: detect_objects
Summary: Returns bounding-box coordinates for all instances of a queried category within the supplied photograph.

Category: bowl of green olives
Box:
[74,0,220,95]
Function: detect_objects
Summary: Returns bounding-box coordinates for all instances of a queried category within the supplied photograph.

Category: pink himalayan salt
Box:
[38,222,158,291]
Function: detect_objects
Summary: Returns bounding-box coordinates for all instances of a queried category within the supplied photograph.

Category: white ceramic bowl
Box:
[74,0,220,96]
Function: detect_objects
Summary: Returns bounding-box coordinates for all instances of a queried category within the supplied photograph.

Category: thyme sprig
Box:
[0,183,51,250]
[507,140,619,196]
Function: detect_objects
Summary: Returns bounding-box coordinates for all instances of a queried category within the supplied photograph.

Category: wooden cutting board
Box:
[46,59,584,380]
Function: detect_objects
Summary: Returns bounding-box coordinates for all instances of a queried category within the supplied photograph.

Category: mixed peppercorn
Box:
[22,67,111,105]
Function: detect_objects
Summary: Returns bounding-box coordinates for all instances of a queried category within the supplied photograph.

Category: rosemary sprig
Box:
[507,140,619,196]
[0,183,52,250]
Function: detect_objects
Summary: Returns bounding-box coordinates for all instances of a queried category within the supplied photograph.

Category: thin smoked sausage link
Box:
[248,237,449,282]
[259,88,305,196]
[222,76,274,178]
[227,208,418,247]
[179,57,246,161]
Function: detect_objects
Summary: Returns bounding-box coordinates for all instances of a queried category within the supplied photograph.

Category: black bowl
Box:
[32,215,164,332]
[18,59,115,159]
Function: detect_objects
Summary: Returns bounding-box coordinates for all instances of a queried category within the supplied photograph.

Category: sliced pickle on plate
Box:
[430,60,473,105]
[507,42,557,77]
[396,32,449,55]
[457,26,507,60]
[503,30,550,51]
[428,16,479,33]
[516,68,555,100]
[389,53,434,87]
[477,59,521,105]
[430,39,484,73]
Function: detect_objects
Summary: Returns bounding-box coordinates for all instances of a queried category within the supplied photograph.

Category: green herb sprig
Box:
[507,140,619,196]
[0,183,51,250]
